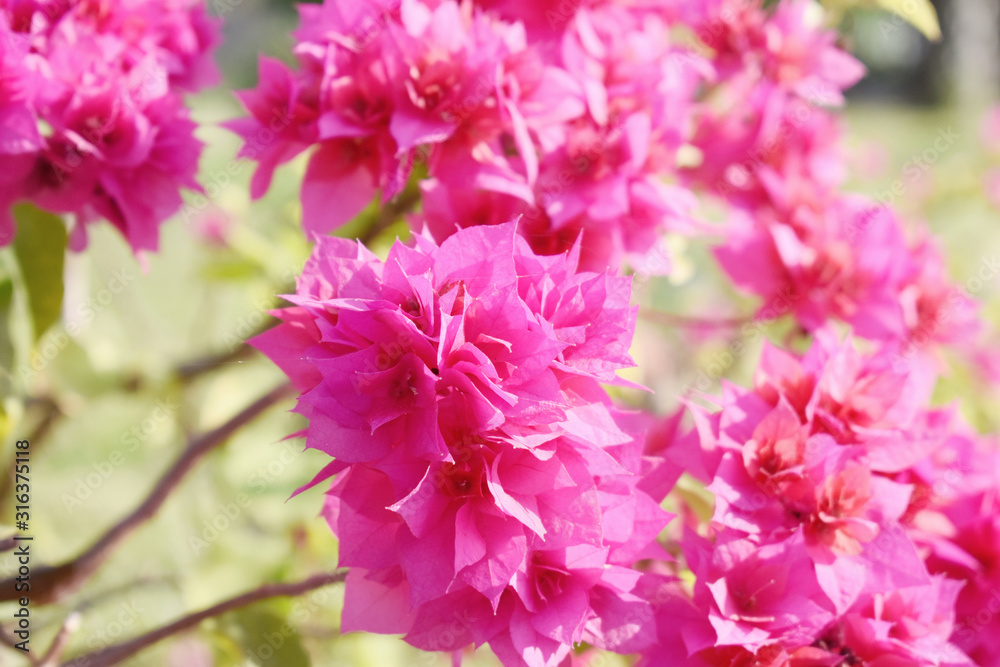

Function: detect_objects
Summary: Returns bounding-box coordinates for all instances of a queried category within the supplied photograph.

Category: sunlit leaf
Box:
[12,204,67,341]
[874,0,940,41]
[822,0,941,41]
[224,609,311,667]
[0,279,14,372]
[201,257,264,282]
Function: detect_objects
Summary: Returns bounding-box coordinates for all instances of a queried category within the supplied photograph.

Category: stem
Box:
[0,383,296,605]
[175,281,294,384]
[358,187,422,246]
[175,340,260,382]
[0,396,62,511]
[38,613,81,667]
[60,571,347,667]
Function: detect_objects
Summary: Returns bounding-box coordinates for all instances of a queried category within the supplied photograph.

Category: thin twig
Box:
[0,626,19,652]
[24,395,63,445]
[175,341,260,382]
[60,571,347,667]
[175,282,299,384]
[0,383,296,605]
[38,613,81,667]
[0,396,63,508]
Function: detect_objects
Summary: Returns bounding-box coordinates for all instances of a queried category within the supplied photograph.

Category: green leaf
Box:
[200,257,264,283]
[0,279,14,372]
[224,609,311,667]
[12,204,67,341]
[874,0,940,41]
[822,0,941,41]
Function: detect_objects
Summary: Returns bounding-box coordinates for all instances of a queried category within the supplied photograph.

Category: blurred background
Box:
[3,1,1000,665]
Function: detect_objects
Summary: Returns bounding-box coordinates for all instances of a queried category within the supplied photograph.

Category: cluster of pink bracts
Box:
[0,0,218,251]
[238,1,1000,666]
[253,224,670,664]
[11,0,1000,665]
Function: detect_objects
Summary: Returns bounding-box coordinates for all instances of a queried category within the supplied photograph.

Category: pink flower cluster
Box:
[678,0,981,361]
[683,0,864,208]
[714,196,981,356]
[636,330,999,665]
[229,0,712,271]
[239,2,1000,666]
[252,222,672,665]
[0,0,219,252]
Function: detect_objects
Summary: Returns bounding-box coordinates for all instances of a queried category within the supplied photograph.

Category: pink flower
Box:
[0,0,218,252]
[984,167,1000,209]
[0,13,42,242]
[713,195,975,352]
[913,430,1000,666]
[692,0,864,103]
[683,0,862,217]
[253,222,670,662]
[689,88,848,213]
[231,0,534,237]
[234,0,714,272]
[810,578,973,666]
[225,57,320,201]
[664,329,983,659]
[980,104,1000,154]
[693,534,835,652]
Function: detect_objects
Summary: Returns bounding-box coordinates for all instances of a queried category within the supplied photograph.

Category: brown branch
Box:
[0,397,63,508]
[0,626,20,652]
[174,340,260,382]
[0,383,296,605]
[175,283,298,385]
[61,571,347,667]
[24,395,63,445]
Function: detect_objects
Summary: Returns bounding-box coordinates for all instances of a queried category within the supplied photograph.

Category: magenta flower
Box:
[231,0,715,272]
[639,328,986,664]
[807,578,973,667]
[0,0,219,252]
[0,13,42,242]
[713,195,978,357]
[684,0,863,212]
[253,222,671,662]
[699,535,835,651]
[230,0,531,236]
